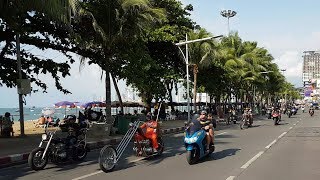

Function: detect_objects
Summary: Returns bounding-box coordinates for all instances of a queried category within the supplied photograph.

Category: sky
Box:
[1,0,320,108]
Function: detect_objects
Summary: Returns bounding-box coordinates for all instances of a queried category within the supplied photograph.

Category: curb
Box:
[0,126,185,168]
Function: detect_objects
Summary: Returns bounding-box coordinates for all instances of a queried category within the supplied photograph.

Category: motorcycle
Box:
[292,108,297,115]
[184,121,215,165]
[227,110,237,125]
[240,111,253,129]
[99,103,165,173]
[28,116,89,171]
[287,108,292,118]
[272,111,281,125]
[309,109,314,116]
[266,109,272,119]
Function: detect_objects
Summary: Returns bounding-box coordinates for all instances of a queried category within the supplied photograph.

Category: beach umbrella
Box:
[81,101,106,108]
[54,101,79,116]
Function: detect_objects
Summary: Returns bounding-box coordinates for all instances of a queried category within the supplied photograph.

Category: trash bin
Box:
[117,116,132,135]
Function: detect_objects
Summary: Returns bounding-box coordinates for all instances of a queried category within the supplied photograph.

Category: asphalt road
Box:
[0,111,317,180]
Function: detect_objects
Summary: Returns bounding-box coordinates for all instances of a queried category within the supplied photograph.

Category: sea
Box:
[0,106,148,121]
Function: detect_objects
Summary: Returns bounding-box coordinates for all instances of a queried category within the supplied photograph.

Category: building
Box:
[302,51,320,100]
[303,51,320,83]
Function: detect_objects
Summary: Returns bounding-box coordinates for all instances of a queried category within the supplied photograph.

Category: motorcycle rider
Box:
[139,112,159,153]
[198,110,215,150]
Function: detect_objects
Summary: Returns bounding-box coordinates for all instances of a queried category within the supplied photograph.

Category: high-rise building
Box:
[303,51,320,83]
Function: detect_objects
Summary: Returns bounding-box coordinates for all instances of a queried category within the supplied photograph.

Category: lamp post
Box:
[220,10,237,35]
[281,69,287,103]
[175,35,223,122]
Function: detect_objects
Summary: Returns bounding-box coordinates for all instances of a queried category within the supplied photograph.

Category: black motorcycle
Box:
[309,109,315,116]
[266,108,272,119]
[28,116,89,171]
[227,110,237,125]
[286,108,292,118]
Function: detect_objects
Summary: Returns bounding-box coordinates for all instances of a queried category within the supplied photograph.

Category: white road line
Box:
[129,157,146,163]
[72,156,147,180]
[265,139,277,149]
[289,127,293,130]
[216,132,227,136]
[72,171,103,180]
[278,132,287,139]
[293,123,296,126]
[226,176,236,180]
[241,151,264,169]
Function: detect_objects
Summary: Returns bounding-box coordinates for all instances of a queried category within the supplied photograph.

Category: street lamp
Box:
[220,10,237,35]
[175,34,223,122]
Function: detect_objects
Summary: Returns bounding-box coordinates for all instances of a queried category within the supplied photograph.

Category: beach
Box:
[11,120,55,136]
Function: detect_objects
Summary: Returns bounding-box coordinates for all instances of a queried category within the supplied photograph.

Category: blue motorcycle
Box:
[184,122,215,165]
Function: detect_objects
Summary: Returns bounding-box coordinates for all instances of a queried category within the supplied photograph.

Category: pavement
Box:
[2,112,316,180]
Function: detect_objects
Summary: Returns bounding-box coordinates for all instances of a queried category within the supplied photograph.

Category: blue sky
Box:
[1,0,320,108]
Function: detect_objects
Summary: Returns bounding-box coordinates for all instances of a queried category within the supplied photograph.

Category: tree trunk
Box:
[111,73,123,113]
[193,65,198,112]
[105,72,112,117]
[166,81,175,111]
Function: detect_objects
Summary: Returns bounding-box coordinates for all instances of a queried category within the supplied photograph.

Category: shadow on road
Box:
[212,148,241,161]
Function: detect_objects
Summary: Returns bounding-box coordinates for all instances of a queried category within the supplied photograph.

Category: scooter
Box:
[184,122,214,165]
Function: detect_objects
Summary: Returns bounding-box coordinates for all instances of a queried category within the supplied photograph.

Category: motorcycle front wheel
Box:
[240,119,245,129]
[99,145,117,173]
[186,149,199,165]
[28,147,48,171]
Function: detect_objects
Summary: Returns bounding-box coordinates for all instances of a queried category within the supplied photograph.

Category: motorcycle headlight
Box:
[190,137,198,143]
[41,134,48,140]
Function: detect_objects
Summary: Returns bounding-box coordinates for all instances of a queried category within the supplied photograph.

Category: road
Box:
[0,112,318,180]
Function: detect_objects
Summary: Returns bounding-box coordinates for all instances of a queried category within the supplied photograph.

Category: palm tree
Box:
[82,0,165,116]
[0,0,90,136]
[187,28,218,111]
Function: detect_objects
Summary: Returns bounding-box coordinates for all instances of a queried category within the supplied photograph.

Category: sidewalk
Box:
[0,120,185,168]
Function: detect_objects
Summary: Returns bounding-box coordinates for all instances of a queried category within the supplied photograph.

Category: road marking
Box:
[216,132,227,136]
[129,157,146,163]
[265,139,277,149]
[72,171,103,180]
[278,132,287,139]
[226,176,236,180]
[72,156,147,180]
[293,123,296,126]
[241,151,264,169]
[289,127,293,130]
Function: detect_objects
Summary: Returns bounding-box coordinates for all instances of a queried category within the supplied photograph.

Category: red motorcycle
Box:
[272,110,281,125]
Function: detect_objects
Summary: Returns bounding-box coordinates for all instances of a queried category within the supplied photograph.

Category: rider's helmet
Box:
[200,110,207,115]
[146,112,153,121]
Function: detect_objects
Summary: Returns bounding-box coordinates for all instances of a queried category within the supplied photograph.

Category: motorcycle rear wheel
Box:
[99,145,117,173]
[28,147,48,171]
[156,138,165,156]
[73,142,87,161]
